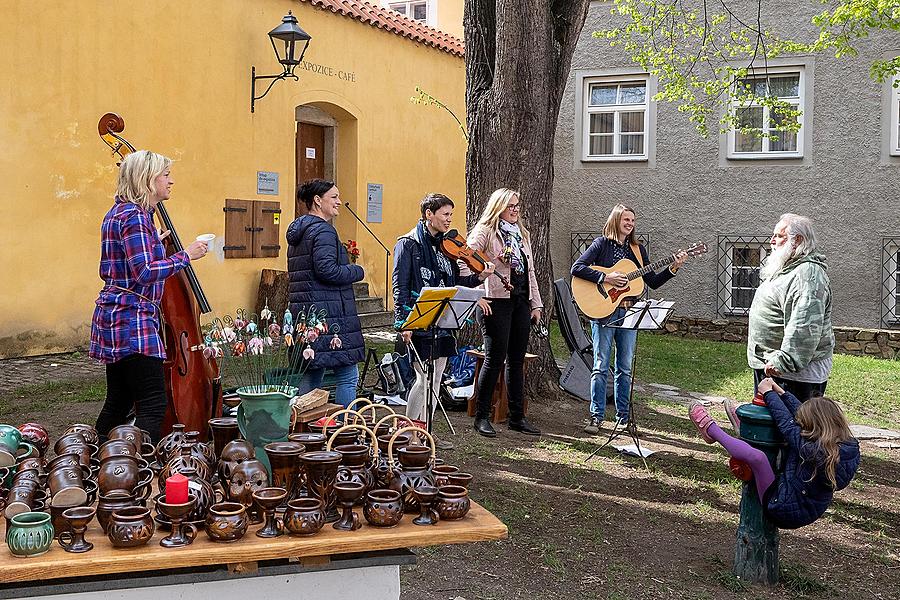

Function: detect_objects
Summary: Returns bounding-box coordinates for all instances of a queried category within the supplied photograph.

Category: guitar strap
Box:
[629,242,644,268]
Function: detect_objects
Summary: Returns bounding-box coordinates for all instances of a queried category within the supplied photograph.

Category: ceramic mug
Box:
[0,425,34,467]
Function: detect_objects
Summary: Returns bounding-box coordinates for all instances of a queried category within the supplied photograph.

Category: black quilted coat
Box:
[286,215,365,370]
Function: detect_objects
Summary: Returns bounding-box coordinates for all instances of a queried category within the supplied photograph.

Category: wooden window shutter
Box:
[223,199,253,259]
[253,201,282,258]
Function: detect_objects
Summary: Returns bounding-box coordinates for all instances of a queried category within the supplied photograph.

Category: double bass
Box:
[98,113,222,438]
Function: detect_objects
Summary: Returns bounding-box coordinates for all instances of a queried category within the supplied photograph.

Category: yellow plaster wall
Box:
[436,0,465,40]
[0,0,466,357]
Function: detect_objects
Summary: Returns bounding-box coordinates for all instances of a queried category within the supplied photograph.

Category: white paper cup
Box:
[196,234,216,243]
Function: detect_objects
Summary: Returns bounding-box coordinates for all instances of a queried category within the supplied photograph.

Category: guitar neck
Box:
[627,255,675,280]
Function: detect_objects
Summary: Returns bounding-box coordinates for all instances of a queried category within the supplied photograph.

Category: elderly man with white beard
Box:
[746,214,834,402]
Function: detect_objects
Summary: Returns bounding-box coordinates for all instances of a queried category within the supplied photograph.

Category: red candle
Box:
[165,473,189,504]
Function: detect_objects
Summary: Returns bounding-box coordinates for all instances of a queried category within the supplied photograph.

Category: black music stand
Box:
[584,299,675,470]
[400,287,482,439]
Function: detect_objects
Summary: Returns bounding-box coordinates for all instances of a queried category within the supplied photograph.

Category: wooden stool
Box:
[466,350,538,424]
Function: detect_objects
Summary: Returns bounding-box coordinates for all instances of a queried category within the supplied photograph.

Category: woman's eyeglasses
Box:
[507,204,521,212]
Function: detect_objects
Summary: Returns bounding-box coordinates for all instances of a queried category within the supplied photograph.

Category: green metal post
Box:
[732,400,781,585]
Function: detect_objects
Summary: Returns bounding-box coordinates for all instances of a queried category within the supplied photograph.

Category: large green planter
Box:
[7,511,54,558]
[236,385,297,475]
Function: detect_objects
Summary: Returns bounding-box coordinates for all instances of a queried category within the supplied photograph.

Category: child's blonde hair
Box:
[795,396,853,488]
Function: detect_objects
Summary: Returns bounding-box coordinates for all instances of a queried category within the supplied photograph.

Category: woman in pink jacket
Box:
[463,188,543,438]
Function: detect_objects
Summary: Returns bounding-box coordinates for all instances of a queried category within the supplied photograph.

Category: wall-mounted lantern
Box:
[251,11,312,113]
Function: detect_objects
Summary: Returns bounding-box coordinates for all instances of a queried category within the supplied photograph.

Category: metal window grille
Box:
[570,232,651,265]
[882,237,900,328]
[717,235,771,316]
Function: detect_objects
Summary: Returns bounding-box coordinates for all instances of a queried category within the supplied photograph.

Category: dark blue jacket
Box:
[286,215,365,370]
[763,390,861,529]
[571,236,676,325]
[392,225,481,360]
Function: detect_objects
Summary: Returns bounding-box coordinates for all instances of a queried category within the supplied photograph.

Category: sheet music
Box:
[435,286,485,329]
[620,300,674,329]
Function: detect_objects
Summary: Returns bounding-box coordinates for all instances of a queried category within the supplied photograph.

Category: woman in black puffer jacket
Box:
[286,179,365,407]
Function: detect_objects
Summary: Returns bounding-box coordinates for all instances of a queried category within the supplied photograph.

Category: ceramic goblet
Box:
[412,485,440,526]
[57,506,96,553]
[332,481,365,531]
[156,495,198,548]
[252,487,287,538]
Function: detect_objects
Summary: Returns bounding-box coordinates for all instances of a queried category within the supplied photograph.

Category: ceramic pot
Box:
[224,458,269,523]
[363,489,404,528]
[107,506,155,548]
[447,472,473,489]
[47,465,87,508]
[0,425,34,467]
[154,424,187,469]
[97,455,152,499]
[432,465,459,489]
[299,451,343,523]
[217,439,255,483]
[288,432,326,452]
[205,502,248,542]
[98,439,144,463]
[57,505,96,553]
[63,424,99,446]
[283,498,326,536]
[6,511,54,557]
[263,441,305,505]
[435,485,471,521]
[53,433,94,457]
[167,431,216,474]
[207,418,240,462]
[107,425,155,458]
[158,443,212,489]
[387,446,435,511]
[334,444,374,504]
[97,490,141,533]
[236,386,296,475]
[17,423,50,458]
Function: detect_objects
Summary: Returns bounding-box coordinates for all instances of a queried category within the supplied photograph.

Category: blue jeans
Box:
[298,364,360,408]
[590,315,637,421]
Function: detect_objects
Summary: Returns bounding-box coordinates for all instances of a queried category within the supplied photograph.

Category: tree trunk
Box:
[464,0,591,395]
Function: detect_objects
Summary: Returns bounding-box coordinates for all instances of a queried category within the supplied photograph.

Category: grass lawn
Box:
[548,322,900,430]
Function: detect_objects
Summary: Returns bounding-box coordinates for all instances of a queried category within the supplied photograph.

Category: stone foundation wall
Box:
[660,316,900,360]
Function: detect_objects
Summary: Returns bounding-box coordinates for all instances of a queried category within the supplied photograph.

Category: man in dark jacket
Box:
[287,179,365,407]
[393,193,492,424]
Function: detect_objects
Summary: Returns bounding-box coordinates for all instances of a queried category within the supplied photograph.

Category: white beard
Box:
[760,242,795,280]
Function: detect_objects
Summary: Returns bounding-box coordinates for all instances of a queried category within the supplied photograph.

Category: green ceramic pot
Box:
[236,386,297,475]
[7,511,54,557]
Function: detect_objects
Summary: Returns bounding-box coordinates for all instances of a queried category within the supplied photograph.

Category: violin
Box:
[439,229,512,291]
[97,113,222,438]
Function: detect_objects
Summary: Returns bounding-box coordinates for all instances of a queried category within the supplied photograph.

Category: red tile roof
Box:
[298,0,464,57]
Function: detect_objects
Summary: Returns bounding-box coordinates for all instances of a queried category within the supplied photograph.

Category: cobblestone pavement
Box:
[0,352,104,393]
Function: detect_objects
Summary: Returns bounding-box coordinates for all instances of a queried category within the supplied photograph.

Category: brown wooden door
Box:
[296,123,325,218]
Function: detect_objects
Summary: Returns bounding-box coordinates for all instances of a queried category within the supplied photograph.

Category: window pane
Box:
[620,111,644,133]
[732,288,755,309]
[737,107,763,129]
[590,113,614,134]
[390,3,407,15]
[590,85,617,106]
[589,135,613,155]
[620,134,644,155]
[737,77,767,97]
[769,75,800,98]
[412,3,427,20]
[732,247,761,267]
[735,130,762,152]
[733,268,760,288]
[769,112,798,152]
[735,107,763,152]
[618,83,646,104]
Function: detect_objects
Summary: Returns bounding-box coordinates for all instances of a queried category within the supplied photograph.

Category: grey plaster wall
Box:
[551,1,900,329]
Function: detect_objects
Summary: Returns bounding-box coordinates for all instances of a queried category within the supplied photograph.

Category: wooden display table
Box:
[466,350,538,423]
[0,502,505,587]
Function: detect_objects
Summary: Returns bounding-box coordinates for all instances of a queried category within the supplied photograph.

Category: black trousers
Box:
[96,354,168,445]
[474,295,531,421]
[753,369,827,402]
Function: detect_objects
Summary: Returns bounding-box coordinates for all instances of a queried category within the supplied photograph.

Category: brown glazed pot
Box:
[224,458,269,523]
[63,424,99,446]
[263,441,306,504]
[432,465,460,488]
[334,444,374,505]
[204,502,249,542]
[388,446,435,512]
[96,490,141,533]
[363,489,404,528]
[98,439,143,463]
[447,472,473,489]
[154,423,187,468]
[97,455,152,499]
[106,506,155,548]
[435,485,471,521]
[288,433,327,452]
[283,498,326,536]
[207,418,240,462]
[217,439,256,483]
[299,451,343,523]
[107,425,154,458]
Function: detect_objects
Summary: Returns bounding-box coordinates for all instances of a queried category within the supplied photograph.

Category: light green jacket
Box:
[747,252,834,374]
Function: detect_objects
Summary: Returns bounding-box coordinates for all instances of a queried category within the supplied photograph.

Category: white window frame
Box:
[581,75,650,162]
[891,77,900,156]
[721,240,770,315]
[727,67,805,159]
[883,238,900,325]
[387,1,431,24]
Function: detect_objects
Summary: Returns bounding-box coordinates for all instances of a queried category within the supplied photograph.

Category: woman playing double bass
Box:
[90,151,209,445]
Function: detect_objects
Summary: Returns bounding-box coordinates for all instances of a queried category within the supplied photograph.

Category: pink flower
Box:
[330,335,342,349]
[307,329,319,343]
[283,333,294,347]
[268,323,281,337]
[303,347,315,360]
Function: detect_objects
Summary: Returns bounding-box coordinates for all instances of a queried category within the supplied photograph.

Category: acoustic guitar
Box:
[571,242,708,319]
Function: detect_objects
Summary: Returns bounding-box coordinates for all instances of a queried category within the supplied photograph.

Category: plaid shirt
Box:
[89,197,190,364]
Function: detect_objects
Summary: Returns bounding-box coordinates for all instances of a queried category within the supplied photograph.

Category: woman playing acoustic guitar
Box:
[571,204,686,435]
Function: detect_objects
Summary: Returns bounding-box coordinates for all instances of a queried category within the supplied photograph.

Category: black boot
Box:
[508,417,541,436]
[473,418,496,438]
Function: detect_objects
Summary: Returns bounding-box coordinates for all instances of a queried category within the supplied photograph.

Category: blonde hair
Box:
[474,188,530,241]
[603,204,637,245]
[795,396,854,488]
[116,150,172,211]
